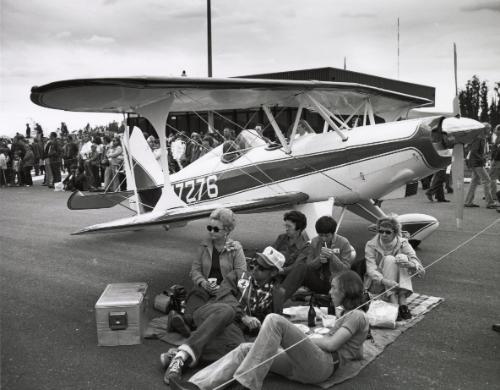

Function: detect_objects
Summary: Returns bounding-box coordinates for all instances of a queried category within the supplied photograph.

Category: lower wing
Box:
[72,191,308,235]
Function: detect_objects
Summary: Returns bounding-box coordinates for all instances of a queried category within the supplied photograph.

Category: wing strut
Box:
[135,95,186,212]
[262,105,291,153]
[305,94,349,142]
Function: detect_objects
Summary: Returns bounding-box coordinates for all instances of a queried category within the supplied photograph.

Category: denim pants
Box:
[180,288,244,365]
[189,313,334,390]
[370,255,413,297]
[465,166,494,206]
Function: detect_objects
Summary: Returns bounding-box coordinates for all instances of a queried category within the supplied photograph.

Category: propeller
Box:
[451,144,464,229]
[452,42,464,229]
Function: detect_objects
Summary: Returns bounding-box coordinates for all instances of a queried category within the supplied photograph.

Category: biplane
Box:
[30,77,485,245]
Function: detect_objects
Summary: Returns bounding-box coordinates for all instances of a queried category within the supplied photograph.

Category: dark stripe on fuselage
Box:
[172,124,450,203]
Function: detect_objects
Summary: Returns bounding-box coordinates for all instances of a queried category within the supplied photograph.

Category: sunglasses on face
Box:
[207,225,223,233]
[251,263,271,272]
[378,229,394,235]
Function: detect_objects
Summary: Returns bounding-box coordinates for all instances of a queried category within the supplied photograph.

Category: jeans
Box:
[368,255,413,297]
[189,313,334,390]
[44,158,53,185]
[426,169,446,200]
[179,288,244,365]
[465,166,494,206]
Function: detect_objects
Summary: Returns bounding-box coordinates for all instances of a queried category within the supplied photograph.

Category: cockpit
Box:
[221,129,267,163]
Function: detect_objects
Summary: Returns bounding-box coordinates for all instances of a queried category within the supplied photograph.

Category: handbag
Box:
[366,299,399,329]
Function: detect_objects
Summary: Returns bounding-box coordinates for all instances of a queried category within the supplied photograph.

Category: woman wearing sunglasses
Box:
[190,208,247,296]
[169,271,369,390]
[364,216,425,320]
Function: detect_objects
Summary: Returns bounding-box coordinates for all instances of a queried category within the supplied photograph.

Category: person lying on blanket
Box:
[161,247,286,385]
[169,270,369,390]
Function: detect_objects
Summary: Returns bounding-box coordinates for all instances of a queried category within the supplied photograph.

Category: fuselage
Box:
[169,118,449,206]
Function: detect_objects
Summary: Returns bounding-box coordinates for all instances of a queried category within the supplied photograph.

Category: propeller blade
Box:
[452,144,465,229]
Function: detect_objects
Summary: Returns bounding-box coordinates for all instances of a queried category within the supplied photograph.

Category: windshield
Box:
[221,129,267,163]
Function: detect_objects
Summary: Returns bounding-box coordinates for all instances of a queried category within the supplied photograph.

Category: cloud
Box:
[54,31,72,39]
[340,12,376,18]
[82,35,116,45]
[461,1,500,12]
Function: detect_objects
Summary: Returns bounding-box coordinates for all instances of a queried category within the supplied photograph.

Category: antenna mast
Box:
[397,17,400,79]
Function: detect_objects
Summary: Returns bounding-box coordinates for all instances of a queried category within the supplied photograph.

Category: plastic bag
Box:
[366,300,398,329]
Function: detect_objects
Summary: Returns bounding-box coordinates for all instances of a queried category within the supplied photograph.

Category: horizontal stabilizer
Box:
[72,192,308,235]
[67,190,134,210]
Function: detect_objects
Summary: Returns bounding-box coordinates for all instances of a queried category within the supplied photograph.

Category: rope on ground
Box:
[212,217,500,390]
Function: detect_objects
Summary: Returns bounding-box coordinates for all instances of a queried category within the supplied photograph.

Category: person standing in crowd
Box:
[464,125,497,209]
[488,125,500,203]
[25,123,31,139]
[104,137,123,191]
[186,132,203,164]
[171,132,186,171]
[425,169,450,202]
[365,216,425,320]
[43,132,61,188]
[169,271,369,390]
[21,145,35,187]
[31,137,44,176]
[85,143,101,189]
[63,135,79,173]
[198,135,214,158]
[223,128,235,141]
[34,123,43,141]
[0,141,10,187]
[79,133,93,163]
[12,150,22,186]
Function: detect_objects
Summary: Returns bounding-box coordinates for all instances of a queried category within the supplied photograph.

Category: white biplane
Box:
[30,77,485,246]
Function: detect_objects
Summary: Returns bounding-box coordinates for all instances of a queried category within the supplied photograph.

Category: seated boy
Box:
[275,216,356,306]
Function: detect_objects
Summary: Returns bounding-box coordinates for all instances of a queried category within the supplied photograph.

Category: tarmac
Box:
[1,182,499,390]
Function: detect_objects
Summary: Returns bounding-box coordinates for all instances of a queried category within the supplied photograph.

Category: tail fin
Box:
[123,127,185,212]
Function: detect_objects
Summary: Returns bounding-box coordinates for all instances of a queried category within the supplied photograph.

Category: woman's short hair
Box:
[315,216,337,234]
[334,271,364,311]
[376,216,401,236]
[209,208,236,232]
[283,210,307,231]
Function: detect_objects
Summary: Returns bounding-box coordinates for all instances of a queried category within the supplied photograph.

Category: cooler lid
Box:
[95,282,147,308]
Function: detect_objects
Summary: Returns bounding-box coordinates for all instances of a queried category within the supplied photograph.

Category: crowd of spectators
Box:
[0,125,126,192]
[160,208,424,390]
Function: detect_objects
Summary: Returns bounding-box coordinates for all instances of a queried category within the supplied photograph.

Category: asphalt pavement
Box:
[1,184,499,390]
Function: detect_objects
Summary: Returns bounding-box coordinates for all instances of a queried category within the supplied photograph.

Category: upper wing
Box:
[72,191,308,235]
[30,77,432,122]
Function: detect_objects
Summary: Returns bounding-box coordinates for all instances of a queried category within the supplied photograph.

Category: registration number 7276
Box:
[173,174,219,203]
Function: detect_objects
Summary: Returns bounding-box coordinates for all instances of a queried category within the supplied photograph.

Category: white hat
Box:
[256,246,285,272]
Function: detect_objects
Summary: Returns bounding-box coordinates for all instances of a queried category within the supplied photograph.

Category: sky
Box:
[1,0,499,137]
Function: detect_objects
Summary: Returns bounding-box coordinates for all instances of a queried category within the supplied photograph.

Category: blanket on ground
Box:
[146,293,443,388]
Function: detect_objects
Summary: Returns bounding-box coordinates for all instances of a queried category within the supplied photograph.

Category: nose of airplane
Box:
[440,117,487,230]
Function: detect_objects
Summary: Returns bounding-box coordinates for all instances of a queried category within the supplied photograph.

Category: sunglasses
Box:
[378,229,394,235]
[207,225,223,233]
[252,263,271,272]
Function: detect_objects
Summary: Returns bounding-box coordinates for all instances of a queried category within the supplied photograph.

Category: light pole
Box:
[207,0,214,132]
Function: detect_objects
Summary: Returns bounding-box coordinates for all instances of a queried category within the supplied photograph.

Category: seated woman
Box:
[365,216,425,320]
[170,271,369,390]
[190,208,247,297]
